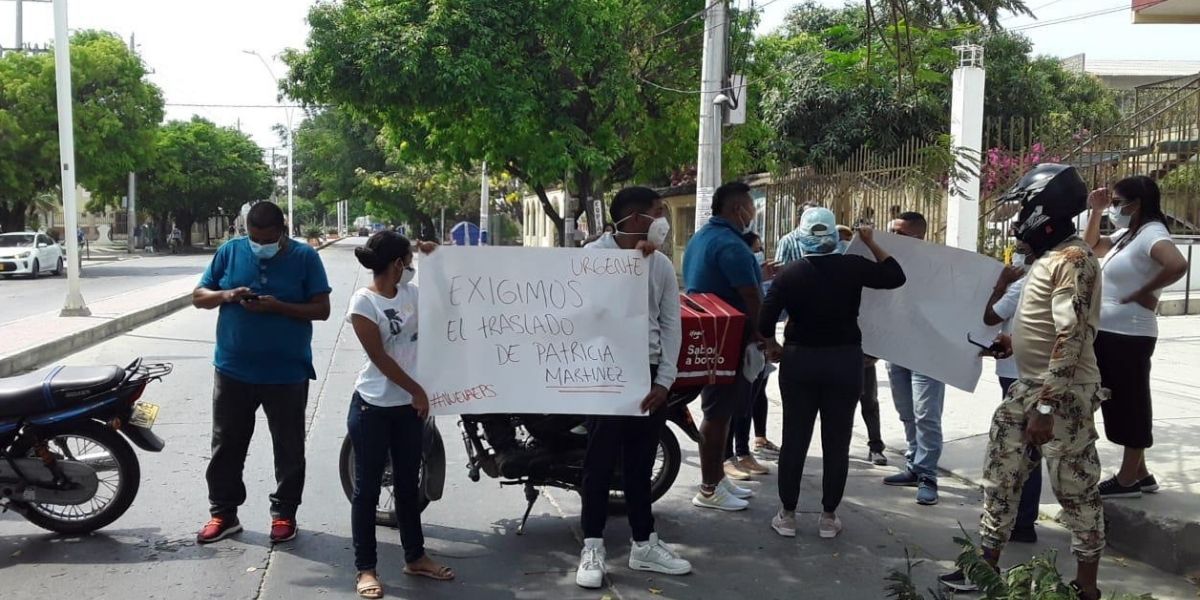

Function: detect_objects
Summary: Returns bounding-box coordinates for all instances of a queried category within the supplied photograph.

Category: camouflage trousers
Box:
[979,380,1107,562]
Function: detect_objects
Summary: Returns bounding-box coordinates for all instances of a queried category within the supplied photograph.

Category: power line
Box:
[1010,3,1133,31]
[165,102,315,109]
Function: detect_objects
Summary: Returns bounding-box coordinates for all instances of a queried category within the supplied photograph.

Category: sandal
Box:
[403,559,455,581]
[356,571,384,599]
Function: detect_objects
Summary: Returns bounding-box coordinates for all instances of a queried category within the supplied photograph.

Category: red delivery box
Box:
[672,293,746,390]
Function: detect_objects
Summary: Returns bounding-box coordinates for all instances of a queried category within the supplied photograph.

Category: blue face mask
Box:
[249,239,281,260]
[799,235,839,256]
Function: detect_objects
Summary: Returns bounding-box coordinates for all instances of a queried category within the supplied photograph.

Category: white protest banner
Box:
[417,247,650,415]
[847,232,1002,392]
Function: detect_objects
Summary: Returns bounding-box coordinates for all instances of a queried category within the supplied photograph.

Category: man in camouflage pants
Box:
[942,164,1106,600]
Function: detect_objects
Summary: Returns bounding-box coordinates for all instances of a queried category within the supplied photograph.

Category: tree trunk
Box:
[533,183,565,247]
[1,202,29,233]
[415,211,437,241]
[174,212,196,248]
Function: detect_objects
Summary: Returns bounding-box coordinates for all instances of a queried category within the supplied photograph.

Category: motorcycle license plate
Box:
[129,402,159,428]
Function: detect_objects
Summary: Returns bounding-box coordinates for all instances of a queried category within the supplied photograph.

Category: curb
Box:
[0,292,193,377]
[1103,498,1200,577]
[868,442,1199,576]
[0,241,344,377]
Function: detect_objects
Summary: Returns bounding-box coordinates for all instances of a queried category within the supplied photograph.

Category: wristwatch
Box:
[1036,403,1055,416]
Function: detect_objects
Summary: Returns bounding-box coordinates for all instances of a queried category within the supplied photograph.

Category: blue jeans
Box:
[347,393,426,570]
[999,377,1042,532]
[887,364,945,480]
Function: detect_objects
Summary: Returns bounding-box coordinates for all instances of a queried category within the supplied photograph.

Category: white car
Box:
[0,232,66,279]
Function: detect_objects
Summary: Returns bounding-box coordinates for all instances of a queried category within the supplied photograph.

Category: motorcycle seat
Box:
[0,366,126,418]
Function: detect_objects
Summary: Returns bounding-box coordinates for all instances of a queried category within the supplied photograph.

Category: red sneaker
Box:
[270,518,298,543]
[196,516,243,544]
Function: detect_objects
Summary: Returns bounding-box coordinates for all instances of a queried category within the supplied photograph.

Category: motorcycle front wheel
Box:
[609,424,682,507]
[20,420,141,535]
[339,436,430,528]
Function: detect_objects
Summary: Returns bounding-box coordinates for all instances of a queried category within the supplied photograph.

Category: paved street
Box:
[0,253,213,325]
[0,241,1195,599]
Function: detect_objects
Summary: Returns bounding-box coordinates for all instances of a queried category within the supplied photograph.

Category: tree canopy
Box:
[750,2,1118,169]
[283,0,704,244]
[0,30,164,231]
[138,117,272,244]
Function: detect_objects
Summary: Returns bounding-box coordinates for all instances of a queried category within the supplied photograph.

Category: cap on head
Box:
[799,207,837,238]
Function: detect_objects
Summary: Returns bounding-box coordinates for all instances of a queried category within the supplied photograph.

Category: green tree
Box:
[0,30,164,231]
[138,117,273,246]
[754,3,1118,168]
[283,0,703,245]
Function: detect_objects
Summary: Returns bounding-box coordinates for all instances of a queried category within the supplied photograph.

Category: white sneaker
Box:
[719,477,754,499]
[818,514,843,539]
[691,485,749,511]
[628,533,692,576]
[575,538,606,589]
[771,510,797,537]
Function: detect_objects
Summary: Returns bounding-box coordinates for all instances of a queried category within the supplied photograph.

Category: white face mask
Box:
[399,266,415,286]
[616,213,670,247]
[647,217,670,247]
[1107,204,1133,229]
[1011,253,1028,268]
[740,207,756,234]
[754,251,765,266]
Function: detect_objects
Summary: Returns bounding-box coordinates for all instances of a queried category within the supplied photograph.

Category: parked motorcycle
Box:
[338,393,701,533]
[0,359,172,534]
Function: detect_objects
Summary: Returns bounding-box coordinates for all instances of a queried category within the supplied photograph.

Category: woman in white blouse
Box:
[1084,176,1187,499]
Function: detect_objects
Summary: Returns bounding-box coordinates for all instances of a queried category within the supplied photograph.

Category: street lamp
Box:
[242,50,294,237]
[52,0,87,316]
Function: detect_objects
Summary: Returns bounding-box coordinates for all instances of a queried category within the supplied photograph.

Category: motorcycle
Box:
[0,359,172,534]
[339,393,701,533]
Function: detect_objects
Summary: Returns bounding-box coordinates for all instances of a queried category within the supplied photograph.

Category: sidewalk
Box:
[0,239,346,378]
[764,314,1200,577]
[0,275,198,377]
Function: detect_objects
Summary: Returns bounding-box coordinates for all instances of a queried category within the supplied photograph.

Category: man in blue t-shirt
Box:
[192,201,332,545]
[682,181,765,512]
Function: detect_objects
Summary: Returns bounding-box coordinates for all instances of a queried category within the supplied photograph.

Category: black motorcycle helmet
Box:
[1001,163,1088,254]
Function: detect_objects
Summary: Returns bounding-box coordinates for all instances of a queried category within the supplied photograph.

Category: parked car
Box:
[357,227,370,237]
[0,232,65,279]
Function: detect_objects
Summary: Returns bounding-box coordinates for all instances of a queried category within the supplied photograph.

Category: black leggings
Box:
[777,344,863,513]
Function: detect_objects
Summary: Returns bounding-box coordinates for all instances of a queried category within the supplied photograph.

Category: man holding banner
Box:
[882,211,948,507]
[575,187,691,588]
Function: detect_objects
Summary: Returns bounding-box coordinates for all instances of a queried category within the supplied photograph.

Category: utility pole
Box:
[15,0,22,49]
[479,162,489,245]
[243,50,294,237]
[127,33,137,253]
[694,0,729,231]
[53,0,87,316]
[286,125,294,236]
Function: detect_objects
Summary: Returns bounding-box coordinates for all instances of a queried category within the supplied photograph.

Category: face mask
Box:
[616,213,670,246]
[1107,204,1133,229]
[1011,253,1027,268]
[399,266,415,286]
[753,251,765,265]
[740,208,756,234]
[249,239,280,260]
[647,217,670,247]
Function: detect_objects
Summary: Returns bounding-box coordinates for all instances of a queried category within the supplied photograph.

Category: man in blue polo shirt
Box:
[682,181,764,512]
[191,201,332,545]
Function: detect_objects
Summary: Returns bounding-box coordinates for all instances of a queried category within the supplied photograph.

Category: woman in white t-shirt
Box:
[347,232,452,598]
[1084,176,1188,499]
